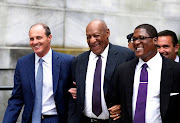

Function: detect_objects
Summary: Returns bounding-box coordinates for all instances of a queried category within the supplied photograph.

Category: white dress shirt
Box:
[35,48,57,115]
[174,55,179,62]
[132,52,162,123]
[83,44,109,119]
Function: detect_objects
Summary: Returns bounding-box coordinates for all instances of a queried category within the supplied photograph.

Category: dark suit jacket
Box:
[112,56,180,123]
[3,50,74,123]
[68,43,135,123]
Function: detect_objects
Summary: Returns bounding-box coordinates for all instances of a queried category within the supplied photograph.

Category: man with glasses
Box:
[111,24,180,123]
[157,30,180,62]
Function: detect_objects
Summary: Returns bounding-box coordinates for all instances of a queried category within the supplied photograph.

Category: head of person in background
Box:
[127,33,135,51]
[157,30,179,62]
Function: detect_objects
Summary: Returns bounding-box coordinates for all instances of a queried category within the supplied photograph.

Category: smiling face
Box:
[86,20,110,55]
[133,28,157,62]
[157,36,179,60]
[29,24,52,57]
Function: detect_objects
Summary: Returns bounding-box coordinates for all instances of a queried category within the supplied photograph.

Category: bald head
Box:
[86,19,110,55]
[86,19,108,33]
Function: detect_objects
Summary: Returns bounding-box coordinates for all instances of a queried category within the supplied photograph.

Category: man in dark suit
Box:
[68,19,135,123]
[157,30,180,62]
[112,24,180,123]
[3,23,74,123]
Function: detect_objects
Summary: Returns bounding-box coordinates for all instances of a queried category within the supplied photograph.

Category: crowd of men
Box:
[3,19,180,123]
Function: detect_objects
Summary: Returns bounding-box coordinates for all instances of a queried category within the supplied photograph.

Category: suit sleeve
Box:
[68,58,80,123]
[112,65,122,105]
[127,50,135,61]
[3,60,24,123]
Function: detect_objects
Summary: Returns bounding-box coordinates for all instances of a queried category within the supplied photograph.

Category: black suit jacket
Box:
[68,43,135,123]
[112,56,180,123]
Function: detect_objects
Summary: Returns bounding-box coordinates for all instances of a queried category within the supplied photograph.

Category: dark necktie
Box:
[92,55,102,117]
[32,58,43,123]
[134,63,148,123]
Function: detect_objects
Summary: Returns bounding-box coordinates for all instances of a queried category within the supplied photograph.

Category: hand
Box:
[108,105,121,120]
[68,82,77,99]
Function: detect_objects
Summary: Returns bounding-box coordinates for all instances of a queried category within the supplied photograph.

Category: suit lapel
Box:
[79,51,90,106]
[28,53,35,97]
[126,58,138,118]
[160,57,173,120]
[104,44,118,97]
[52,51,61,96]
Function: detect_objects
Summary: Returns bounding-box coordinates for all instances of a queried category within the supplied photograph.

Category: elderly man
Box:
[68,19,135,123]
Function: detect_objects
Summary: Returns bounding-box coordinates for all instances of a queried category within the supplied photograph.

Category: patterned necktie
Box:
[32,58,43,123]
[134,63,148,123]
[92,55,102,117]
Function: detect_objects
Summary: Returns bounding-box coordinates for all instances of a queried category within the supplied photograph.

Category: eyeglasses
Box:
[131,36,154,42]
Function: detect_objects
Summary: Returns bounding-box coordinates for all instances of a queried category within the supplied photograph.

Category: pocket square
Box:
[170,93,179,96]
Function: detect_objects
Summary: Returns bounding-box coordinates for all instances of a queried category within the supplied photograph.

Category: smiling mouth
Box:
[136,47,143,51]
[33,44,41,50]
[90,42,100,48]
[160,53,168,56]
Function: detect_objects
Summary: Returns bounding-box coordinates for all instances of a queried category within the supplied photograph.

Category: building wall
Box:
[0,0,180,122]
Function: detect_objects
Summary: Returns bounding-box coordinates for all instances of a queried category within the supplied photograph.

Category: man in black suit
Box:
[112,24,180,123]
[157,30,180,62]
[68,19,135,123]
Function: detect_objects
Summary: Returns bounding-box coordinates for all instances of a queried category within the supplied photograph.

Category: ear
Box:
[48,34,52,43]
[153,37,158,46]
[107,29,110,38]
[174,44,179,53]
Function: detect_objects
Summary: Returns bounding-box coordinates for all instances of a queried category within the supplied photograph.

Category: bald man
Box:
[68,19,135,123]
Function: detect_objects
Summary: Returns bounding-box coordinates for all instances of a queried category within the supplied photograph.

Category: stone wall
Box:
[0,0,180,122]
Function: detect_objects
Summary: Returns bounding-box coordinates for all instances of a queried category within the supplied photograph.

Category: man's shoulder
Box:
[74,50,90,60]
[53,50,75,60]
[18,53,34,62]
[162,55,176,65]
[118,57,137,68]
[110,43,133,53]
[109,43,135,62]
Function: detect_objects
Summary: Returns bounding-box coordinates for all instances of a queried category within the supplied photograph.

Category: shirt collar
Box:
[90,44,109,60]
[138,52,162,70]
[174,55,179,62]
[35,48,52,64]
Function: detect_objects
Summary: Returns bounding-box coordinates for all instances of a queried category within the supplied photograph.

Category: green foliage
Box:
[178,36,180,56]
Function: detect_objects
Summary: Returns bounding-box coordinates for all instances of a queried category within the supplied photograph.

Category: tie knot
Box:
[39,58,43,64]
[142,63,148,69]
[97,55,101,58]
